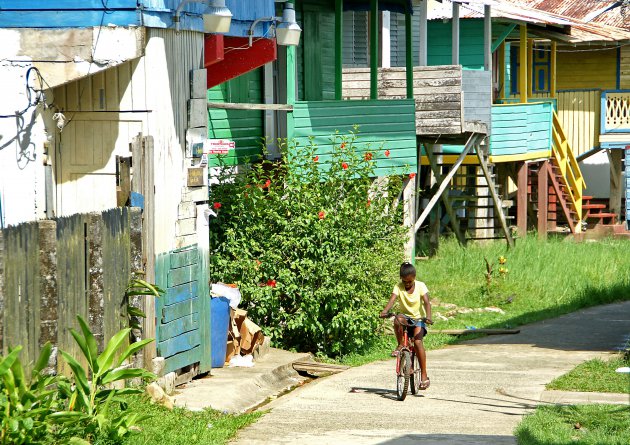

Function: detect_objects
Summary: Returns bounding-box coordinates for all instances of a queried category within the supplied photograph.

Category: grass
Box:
[115,394,262,445]
[334,236,630,366]
[514,405,630,445]
[546,355,630,394]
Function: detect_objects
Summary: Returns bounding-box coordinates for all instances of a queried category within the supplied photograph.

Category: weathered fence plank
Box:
[0,229,4,352]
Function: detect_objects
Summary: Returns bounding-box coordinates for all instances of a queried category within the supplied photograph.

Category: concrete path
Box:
[232,301,630,445]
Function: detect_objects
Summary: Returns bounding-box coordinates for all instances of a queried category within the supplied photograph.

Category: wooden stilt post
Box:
[414,133,479,232]
[370,0,379,100]
[403,176,416,261]
[538,161,549,239]
[452,2,460,65]
[517,162,528,236]
[335,0,343,100]
[608,149,623,222]
[425,144,467,246]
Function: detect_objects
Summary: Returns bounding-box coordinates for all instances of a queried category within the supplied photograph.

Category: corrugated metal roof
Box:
[498,0,628,29]
[428,0,630,42]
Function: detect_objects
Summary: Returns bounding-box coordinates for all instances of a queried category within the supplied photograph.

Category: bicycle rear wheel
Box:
[396,350,411,401]
[410,353,421,394]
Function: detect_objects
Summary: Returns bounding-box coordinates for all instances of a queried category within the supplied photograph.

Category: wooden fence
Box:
[0,207,142,374]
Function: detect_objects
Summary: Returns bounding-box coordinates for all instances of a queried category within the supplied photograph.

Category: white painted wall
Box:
[0,60,49,227]
[579,150,610,199]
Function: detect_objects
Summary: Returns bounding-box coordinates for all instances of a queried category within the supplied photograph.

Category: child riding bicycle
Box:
[380,261,432,390]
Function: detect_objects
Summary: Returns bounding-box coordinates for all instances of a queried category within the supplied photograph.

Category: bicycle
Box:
[380,312,432,401]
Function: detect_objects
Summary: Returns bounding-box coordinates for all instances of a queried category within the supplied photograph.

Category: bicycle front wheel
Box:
[410,353,421,395]
[396,350,411,401]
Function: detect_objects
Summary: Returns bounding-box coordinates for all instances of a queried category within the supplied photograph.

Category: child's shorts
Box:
[404,316,427,338]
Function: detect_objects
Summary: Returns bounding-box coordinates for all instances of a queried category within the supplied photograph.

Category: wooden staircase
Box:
[549,110,586,233]
[582,195,617,226]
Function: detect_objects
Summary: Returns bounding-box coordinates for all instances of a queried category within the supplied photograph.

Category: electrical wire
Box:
[0,67,47,119]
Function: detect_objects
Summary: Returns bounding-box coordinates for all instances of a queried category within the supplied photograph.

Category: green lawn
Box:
[335,236,630,366]
[116,395,261,445]
[546,355,630,394]
[515,405,630,445]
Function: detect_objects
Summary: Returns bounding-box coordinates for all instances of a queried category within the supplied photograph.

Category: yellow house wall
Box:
[621,46,630,89]
[556,48,617,90]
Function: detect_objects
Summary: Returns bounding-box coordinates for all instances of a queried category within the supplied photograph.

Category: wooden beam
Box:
[207,102,293,111]
[484,4,492,72]
[538,160,549,239]
[335,0,343,100]
[452,2,460,65]
[517,162,528,236]
[492,23,516,52]
[519,25,527,104]
[405,10,414,99]
[415,133,479,232]
[418,0,428,66]
[425,144,468,246]
[476,145,515,248]
[498,42,506,100]
[527,38,534,98]
[370,0,379,99]
[550,41,557,98]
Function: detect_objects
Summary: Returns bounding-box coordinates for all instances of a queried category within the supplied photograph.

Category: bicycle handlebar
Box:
[379,312,433,325]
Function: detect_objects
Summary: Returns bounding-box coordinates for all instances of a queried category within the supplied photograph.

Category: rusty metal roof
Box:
[498,0,628,29]
[428,0,630,42]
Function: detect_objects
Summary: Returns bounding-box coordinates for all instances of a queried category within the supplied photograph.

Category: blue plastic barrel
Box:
[210,296,230,368]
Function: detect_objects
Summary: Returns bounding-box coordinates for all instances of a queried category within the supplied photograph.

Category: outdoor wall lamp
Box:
[248,3,302,47]
[174,0,232,34]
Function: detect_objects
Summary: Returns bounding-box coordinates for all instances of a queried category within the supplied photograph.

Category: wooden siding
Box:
[556,90,601,155]
[427,20,485,69]
[490,103,552,158]
[0,0,206,32]
[291,100,417,176]
[297,1,336,101]
[342,66,465,135]
[207,69,264,166]
[462,70,492,131]
[622,46,630,89]
[557,48,617,90]
[155,244,211,374]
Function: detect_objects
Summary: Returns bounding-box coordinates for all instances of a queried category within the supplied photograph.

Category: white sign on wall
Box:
[205,139,235,155]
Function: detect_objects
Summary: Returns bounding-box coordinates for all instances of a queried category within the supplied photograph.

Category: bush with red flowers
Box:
[208,133,408,356]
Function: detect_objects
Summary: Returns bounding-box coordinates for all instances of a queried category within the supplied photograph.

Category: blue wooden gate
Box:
[155,244,211,374]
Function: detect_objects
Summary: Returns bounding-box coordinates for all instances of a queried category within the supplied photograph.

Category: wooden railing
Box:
[551,110,585,226]
[602,90,630,133]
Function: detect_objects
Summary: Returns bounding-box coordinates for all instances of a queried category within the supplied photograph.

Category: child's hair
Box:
[399,261,416,277]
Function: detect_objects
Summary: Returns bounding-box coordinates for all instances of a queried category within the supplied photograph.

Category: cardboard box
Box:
[239,317,264,354]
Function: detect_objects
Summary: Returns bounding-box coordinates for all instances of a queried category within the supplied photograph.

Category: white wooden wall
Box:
[51,29,205,256]
[342,65,465,134]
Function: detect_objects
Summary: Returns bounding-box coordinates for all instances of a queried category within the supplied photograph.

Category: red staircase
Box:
[582,195,617,226]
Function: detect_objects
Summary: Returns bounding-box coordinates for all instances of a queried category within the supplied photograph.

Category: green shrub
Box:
[0,343,59,444]
[209,133,409,356]
[50,316,155,444]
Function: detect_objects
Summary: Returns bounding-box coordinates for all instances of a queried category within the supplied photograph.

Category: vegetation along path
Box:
[232,301,630,445]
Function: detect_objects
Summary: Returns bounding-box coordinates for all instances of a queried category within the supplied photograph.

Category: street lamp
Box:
[247,2,302,47]
[174,0,232,34]
[276,3,301,46]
